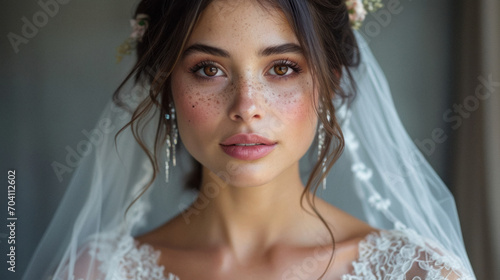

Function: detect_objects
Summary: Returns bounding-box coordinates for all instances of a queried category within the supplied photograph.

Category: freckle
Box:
[216,101,220,104]
[196,92,200,96]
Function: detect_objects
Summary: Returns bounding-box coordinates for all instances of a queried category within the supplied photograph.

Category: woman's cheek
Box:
[174,90,221,155]
[172,75,227,124]
[270,84,316,123]
[174,98,219,146]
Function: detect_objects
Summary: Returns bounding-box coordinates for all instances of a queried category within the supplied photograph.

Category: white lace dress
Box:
[68,228,473,280]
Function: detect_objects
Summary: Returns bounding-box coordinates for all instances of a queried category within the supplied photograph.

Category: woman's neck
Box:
[185,164,321,260]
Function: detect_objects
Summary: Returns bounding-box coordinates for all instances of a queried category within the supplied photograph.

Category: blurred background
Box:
[0,0,498,279]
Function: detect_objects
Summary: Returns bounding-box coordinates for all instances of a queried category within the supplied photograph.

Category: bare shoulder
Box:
[135,213,195,249]
[296,198,381,278]
[313,196,378,242]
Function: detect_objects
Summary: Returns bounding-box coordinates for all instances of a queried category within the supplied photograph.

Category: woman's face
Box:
[171,0,317,187]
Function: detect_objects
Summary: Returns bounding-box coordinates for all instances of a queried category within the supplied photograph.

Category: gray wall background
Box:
[0,0,459,279]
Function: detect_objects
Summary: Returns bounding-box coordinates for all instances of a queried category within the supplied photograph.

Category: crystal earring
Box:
[165,104,178,183]
[318,109,327,190]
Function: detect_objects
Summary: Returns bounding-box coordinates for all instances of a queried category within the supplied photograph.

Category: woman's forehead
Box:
[187,0,299,50]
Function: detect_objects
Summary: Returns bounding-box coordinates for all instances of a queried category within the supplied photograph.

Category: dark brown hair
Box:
[115,0,359,277]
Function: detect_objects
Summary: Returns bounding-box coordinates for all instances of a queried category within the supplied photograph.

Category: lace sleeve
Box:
[342,229,474,280]
[55,232,181,280]
[51,240,106,280]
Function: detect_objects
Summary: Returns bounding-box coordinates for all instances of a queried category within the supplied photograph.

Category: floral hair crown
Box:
[116,1,381,62]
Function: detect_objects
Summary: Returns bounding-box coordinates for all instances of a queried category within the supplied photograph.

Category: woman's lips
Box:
[220,134,277,161]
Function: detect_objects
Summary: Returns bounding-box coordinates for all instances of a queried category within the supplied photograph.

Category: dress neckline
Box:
[127,230,385,279]
[99,228,469,280]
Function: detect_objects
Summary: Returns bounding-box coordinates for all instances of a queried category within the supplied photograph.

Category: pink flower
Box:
[116,14,150,63]
[129,14,150,42]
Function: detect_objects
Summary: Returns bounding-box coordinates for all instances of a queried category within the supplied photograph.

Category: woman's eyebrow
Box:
[182,43,303,58]
[182,44,230,58]
[259,43,303,56]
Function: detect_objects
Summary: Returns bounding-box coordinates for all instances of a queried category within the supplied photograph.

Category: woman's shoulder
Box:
[312,199,473,279]
[342,228,474,280]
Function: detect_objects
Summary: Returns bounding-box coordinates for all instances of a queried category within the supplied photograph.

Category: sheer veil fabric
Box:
[23,32,475,279]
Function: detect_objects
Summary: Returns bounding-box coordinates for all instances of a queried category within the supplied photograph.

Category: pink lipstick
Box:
[220,134,277,161]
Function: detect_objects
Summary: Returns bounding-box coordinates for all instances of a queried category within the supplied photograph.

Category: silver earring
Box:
[318,109,327,190]
[165,105,178,183]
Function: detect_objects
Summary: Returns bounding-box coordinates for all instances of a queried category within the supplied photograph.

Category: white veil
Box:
[23,32,475,279]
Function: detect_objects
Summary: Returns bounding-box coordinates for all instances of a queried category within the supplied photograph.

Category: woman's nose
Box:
[228,77,266,123]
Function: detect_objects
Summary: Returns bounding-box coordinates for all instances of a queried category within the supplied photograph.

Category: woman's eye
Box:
[273,65,290,76]
[203,65,220,77]
[268,60,301,77]
[190,62,225,78]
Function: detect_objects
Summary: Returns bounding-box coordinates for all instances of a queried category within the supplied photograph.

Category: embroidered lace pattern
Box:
[69,231,178,280]
[70,229,472,280]
[341,229,474,280]
[89,234,171,280]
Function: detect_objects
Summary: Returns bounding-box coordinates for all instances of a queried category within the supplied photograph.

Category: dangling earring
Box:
[318,108,327,190]
[165,104,178,183]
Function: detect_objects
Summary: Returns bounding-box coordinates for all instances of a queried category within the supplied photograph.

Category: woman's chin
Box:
[208,164,280,189]
[227,177,273,189]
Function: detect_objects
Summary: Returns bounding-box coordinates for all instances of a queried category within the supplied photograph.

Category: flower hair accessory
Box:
[346,0,383,29]
[116,13,150,63]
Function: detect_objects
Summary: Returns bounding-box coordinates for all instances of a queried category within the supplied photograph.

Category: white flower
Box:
[345,0,383,29]
[346,0,367,29]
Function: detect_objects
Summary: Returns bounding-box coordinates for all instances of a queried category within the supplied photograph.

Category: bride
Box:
[24,0,476,279]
